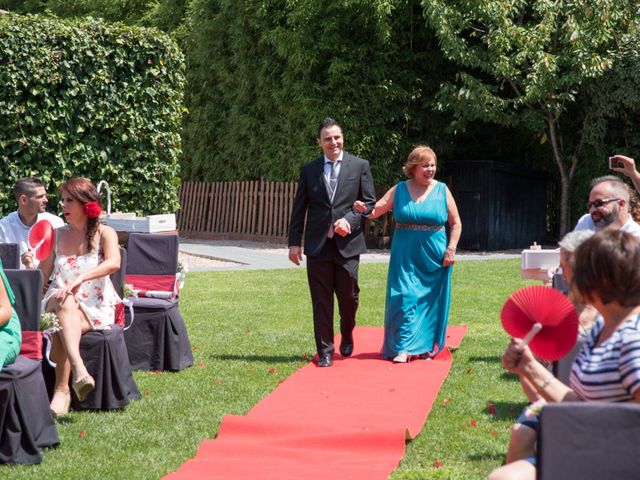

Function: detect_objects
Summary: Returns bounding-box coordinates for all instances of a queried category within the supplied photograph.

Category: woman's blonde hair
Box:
[403,145,437,178]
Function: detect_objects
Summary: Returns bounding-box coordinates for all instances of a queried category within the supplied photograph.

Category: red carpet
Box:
[165,325,467,480]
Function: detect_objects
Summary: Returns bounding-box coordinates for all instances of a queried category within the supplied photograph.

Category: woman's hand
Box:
[501,338,536,375]
[21,250,36,270]
[55,274,85,301]
[443,246,456,266]
[353,200,366,213]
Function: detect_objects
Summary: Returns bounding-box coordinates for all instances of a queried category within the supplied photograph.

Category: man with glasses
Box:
[573,175,640,238]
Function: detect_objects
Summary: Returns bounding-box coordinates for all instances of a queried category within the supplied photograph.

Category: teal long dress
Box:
[0,260,21,371]
[381,181,452,358]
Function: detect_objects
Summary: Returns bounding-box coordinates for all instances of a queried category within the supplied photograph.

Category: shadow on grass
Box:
[469,355,502,363]
[500,372,520,381]
[208,353,307,363]
[467,451,507,462]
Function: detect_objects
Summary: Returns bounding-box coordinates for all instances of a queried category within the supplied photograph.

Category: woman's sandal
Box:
[50,390,71,417]
[72,374,95,402]
[393,352,410,363]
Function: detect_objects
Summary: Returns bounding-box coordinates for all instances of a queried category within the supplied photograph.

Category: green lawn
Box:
[6,259,535,479]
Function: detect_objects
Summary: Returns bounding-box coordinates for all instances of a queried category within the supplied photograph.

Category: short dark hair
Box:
[573,230,640,306]
[13,177,45,201]
[316,118,341,139]
[590,175,630,203]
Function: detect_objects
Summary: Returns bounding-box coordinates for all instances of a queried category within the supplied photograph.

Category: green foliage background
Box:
[0,13,185,216]
[3,1,640,234]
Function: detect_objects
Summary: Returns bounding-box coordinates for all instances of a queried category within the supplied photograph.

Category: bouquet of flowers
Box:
[177,261,188,290]
[40,312,61,332]
[123,282,138,298]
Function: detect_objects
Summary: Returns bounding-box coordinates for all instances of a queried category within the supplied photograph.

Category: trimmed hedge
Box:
[180,0,462,188]
[0,13,185,216]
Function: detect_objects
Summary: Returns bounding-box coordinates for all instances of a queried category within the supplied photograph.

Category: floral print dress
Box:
[42,247,121,330]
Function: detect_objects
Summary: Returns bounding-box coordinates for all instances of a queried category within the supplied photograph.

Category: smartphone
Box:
[609,157,621,169]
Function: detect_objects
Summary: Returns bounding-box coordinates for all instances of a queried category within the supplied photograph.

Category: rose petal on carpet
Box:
[165,325,467,480]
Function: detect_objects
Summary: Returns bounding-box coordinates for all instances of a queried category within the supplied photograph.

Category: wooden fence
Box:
[177,180,394,246]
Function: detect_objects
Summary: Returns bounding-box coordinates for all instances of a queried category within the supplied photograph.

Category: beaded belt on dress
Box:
[396,223,444,231]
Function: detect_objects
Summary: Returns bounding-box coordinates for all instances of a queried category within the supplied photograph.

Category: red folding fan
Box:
[501,285,579,361]
[28,219,54,261]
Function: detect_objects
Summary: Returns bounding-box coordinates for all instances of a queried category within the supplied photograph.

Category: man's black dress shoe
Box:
[339,339,354,357]
[317,355,333,367]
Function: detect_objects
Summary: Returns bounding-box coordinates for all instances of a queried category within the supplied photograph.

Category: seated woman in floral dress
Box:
[26,178,121,416]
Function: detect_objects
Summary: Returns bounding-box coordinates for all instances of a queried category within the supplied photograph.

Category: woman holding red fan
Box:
[26,178,121,416]
[490,229,640,480]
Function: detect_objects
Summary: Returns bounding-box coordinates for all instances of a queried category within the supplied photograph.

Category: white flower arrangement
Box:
[177,261,188,290]
[40,312,62,332]
[123,282,138,298]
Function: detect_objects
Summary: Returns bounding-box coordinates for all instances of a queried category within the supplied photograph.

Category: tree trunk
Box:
[547,115,575,236]
[558,175,571,236]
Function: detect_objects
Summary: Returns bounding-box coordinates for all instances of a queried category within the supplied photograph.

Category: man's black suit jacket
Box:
[288,151,376,258]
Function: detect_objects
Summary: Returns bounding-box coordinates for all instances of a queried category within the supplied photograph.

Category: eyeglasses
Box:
[587,198,620,210]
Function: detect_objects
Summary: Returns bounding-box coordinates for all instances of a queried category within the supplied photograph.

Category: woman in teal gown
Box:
[355,146,461,362]
[0,259,21,371]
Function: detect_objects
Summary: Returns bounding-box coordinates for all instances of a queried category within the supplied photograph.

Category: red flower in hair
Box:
[84,201,102,219]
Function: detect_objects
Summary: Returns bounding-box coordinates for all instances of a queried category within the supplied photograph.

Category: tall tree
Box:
[423,0,640,233]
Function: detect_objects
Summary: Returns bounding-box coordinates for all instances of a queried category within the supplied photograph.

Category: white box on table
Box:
[104,214,176,233]
[521,248,560,281]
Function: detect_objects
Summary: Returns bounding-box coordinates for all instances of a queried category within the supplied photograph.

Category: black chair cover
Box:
[0,243,20,270]
[124,234,193,371]
[125,298,193,371]
[4,270,43,331]
[127,233,178,275]
[552,336,585,386]
[72,327,141,410]
[0,269,58,465]
[110,247,127,298]
[0,357,60,464]
[538,403,640,479]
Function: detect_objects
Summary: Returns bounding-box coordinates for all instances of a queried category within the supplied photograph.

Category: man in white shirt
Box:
[0,177,65,268]
[573,175,640,238]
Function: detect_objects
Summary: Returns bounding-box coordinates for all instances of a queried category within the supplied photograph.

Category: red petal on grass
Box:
[215,379,222,385]
[470,419,477,427]
[303,353,310,361]
[491,429,499,437]
[155,370,162,375]
[279,379,285,384]
[79,431,85,439]
[198,362,205,369]
[434,461,443,468]
[268,367,277,374]
[487,405,497,415]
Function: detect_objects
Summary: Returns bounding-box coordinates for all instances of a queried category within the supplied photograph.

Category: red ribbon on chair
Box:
[19,331,43,360]
[125,274,178,299]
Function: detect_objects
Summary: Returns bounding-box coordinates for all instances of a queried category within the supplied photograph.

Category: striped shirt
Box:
[570,313,640,402]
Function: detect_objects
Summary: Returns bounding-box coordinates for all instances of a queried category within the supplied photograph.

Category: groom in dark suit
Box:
[288,118,376,367]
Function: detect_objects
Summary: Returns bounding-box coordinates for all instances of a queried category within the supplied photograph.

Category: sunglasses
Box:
[587,198,620,210]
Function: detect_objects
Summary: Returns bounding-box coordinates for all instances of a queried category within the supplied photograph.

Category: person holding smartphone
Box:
[609,154,640,193]
[573,175,640,238]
